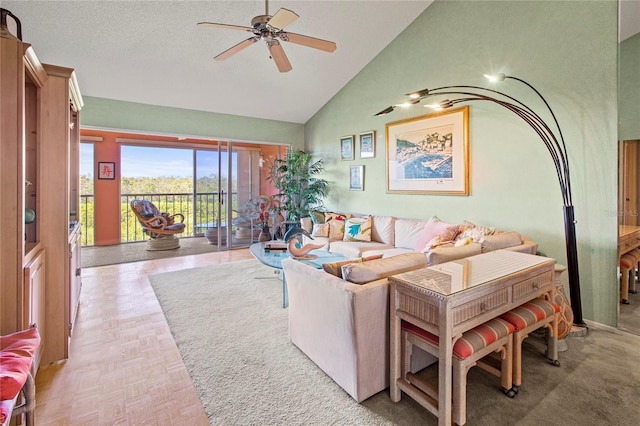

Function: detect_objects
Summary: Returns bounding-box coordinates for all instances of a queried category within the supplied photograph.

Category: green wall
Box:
[81,96,305,147]
[620,32,640,140]
[305,1,619,326]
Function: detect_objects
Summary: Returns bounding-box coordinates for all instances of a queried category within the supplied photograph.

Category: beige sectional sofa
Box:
[284,213,538,402]
[300,214,537,264]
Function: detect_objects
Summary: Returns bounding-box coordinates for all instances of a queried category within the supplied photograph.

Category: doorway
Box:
[618,139,640,335]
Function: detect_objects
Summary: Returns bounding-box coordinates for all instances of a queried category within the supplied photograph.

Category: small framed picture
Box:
[349,165,364,191]
[98,162,116,180]
[359,131,376,158]
[340,135,355,160]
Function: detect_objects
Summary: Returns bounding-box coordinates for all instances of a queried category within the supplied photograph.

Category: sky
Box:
[80,144,233,179]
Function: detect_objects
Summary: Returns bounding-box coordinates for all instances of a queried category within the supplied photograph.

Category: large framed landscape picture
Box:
[386,106,469,194]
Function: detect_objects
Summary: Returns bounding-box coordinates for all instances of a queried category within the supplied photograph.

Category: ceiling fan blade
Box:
[198,22,254,32]
[267,8,299,31]
[214,37,259,61]
[280,32,336,53]
[267,40,292,73]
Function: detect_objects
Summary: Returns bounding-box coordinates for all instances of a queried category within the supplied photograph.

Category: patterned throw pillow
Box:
[343,216,372,242]
[311,223,330,238]
[458,220,499,242]
[328,220,346,239]
[325,212,352,222]
[322,254,384,279]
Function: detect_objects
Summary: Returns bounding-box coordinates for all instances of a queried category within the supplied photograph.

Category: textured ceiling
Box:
[4,1,636,125]
[3,0,433,124]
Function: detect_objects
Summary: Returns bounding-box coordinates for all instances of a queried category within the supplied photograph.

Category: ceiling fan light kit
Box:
[198,0,336,73]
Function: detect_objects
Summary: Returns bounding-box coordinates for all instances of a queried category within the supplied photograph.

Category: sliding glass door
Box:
[194,143,261,250]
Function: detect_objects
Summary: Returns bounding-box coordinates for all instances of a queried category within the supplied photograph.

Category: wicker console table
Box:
[389,250,556,426]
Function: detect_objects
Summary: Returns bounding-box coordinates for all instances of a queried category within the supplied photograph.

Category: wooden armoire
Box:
[1,12,83,370]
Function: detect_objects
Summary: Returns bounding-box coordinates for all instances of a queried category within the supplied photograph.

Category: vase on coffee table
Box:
[259,225,271,242]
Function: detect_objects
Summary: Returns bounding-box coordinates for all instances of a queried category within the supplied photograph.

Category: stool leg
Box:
[630,262,638,294]
[545,317,560,367]
[512,332,525,392]
[621,265,631,304]
[453,361,467,426]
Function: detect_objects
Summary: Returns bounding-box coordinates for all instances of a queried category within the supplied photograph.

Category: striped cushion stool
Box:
[500,298,561,393]
[401,318,515,426]
[619,252,639,304]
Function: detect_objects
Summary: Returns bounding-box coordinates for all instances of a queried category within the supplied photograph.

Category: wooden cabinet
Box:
[40,63,83,363]
[1,25,83,365]
[69,224,82,336]
[1,30,47,335]
[23,247,46,372]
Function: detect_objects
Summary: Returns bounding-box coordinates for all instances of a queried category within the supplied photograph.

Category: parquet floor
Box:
[34,249,253,425]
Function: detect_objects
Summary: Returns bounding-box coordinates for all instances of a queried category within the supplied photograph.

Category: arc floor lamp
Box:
[375,74,585,327]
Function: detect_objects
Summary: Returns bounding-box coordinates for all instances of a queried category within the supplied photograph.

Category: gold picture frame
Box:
[386,106,469,194]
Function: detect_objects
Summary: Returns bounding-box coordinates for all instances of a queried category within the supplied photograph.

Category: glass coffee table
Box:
[250,242,347,307]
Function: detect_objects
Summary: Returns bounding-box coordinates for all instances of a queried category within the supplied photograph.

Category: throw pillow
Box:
[414,221,460,252]
[309,210,326,224]
[343,216,372,242]
[0,327,41,400]
[322,254,384,279]
[311,223,330,238]
[328,219,346,239]
[325,212,352,222]
[457,220,499,242]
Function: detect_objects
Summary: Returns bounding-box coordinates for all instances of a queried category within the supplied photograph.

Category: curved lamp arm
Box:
[375,77,585,327]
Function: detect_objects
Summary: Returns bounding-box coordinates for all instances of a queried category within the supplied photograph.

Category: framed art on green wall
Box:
[350,165,364,190]
[386,106,469,195]
[359,131,375,158]
[340,135,355,160]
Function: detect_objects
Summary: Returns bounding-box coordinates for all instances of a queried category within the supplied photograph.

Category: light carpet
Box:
[150,259,640,426]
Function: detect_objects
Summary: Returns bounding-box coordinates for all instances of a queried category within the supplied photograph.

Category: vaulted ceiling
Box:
[3,1,637,124]
[3,1,433,124]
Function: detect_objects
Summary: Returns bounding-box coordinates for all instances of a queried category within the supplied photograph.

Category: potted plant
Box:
[267,150,328,231]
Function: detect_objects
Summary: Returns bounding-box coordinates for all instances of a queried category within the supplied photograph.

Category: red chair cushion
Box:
[402,317,515,360]
[0,328,40,400]
[499,299,560,331]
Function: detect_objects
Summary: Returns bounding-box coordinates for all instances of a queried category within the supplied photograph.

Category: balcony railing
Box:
[80,192,242,246]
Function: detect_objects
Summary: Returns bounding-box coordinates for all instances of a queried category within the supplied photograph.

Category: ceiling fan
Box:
[198,0,337,73]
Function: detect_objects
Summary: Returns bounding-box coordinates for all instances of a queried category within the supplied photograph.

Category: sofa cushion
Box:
[371,215,395,245]
[394,218,430,250]
[342,252,427,284]
[480,231,523,253]
[426,242,482,265]
[414,221,460,252]
[322,254,384,279]
[329,241,396,259]
[343,216,372,242]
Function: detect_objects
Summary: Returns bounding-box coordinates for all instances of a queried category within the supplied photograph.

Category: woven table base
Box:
[146,235,180,251]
